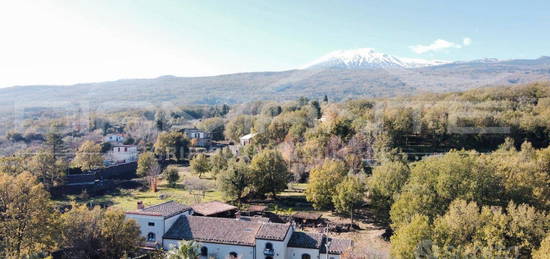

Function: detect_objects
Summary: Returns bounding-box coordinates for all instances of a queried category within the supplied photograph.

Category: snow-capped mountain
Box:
[304,48,449,69]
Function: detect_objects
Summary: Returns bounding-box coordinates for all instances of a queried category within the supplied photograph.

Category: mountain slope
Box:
[0,54,549,112]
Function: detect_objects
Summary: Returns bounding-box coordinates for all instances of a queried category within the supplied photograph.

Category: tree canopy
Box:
[72,140,104,171]
[154,131,189,162]
[0,173,58,259]
[333,175,367,224]
[217,159,251,205]
[305,159,348,210]
[190,153,210,178]
[250,149,291,198]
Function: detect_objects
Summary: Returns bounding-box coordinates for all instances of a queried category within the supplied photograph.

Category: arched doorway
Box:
[302,254,311,259]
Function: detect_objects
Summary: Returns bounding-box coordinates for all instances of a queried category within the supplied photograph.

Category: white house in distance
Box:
[183,128,212,147]
[239,133,257,146]
[126,201,352,259]
[104,134,125,143]
[106,144,138,164]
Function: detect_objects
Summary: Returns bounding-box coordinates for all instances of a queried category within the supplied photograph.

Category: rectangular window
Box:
[148,222,155,226]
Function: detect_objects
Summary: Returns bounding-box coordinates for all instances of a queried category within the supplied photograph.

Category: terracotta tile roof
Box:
[163,216,291,246]
[191,201,237,216]
[326,237,353,255]
[256,222,291,241]
[126,201,191,218]
[239,216,270,223]
[288,232,353,255]
[164,216,261,246]
[288,232,324,249]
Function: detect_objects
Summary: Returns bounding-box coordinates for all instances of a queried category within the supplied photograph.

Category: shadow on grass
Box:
[358,204,393,241]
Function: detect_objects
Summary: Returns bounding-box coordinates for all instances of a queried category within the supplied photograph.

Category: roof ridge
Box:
[141,200,177,210]
[253,221,263,238]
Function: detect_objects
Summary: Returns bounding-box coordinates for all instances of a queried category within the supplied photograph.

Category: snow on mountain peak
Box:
[303,48,450,69]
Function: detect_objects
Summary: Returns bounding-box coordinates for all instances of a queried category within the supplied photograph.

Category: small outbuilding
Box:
[244,205,268,216]
[191,201,238,218]
[292,212,323,227]
[239,133,257,146]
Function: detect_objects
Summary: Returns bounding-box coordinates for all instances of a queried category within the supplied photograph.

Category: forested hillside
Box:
[220,82,550,257]
[1,82,549,258]
[0,56,549,112]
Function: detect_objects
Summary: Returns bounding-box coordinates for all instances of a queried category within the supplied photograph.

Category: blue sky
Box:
[0,0,549,87]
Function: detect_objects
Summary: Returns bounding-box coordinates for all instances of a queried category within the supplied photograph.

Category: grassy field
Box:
[56,167,318,214]
[56,166,226,211]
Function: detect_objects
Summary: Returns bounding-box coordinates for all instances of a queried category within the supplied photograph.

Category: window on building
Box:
[200,247,208,256]
[266,257,273,259]
[229,252,238,259]
[148,222,155,226]
[265,243,273,249]
[301,254,311,259]
[147,232,156,242]
[124,147,127,152]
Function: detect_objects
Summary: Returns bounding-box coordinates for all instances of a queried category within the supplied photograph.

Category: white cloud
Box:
[463,37,472,46]
[410,39,465,54]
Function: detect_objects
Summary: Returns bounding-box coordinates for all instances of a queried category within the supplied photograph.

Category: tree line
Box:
[0,172,143,259]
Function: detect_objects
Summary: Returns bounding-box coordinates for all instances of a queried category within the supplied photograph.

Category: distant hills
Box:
[1,49,550,111]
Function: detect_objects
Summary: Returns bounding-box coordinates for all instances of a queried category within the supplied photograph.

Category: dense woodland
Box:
[1,82,549,258]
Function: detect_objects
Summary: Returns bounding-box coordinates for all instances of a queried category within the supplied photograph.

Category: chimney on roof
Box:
[137,201,144,210]
[235,211,241,220]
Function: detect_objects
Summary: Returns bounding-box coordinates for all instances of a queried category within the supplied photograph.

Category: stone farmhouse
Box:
[105,144,138,165]
[183,128,212,147]
[126,201,352,259]
[239,133,257,146]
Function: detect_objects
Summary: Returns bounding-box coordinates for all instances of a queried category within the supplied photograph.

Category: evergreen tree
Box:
[250,149,291,198]
[45,131,65,159]
[311,100,322,119]
[218,160,250,206]
[164,167,180,188]
[190,154,210,178]
[332,175,366,225]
